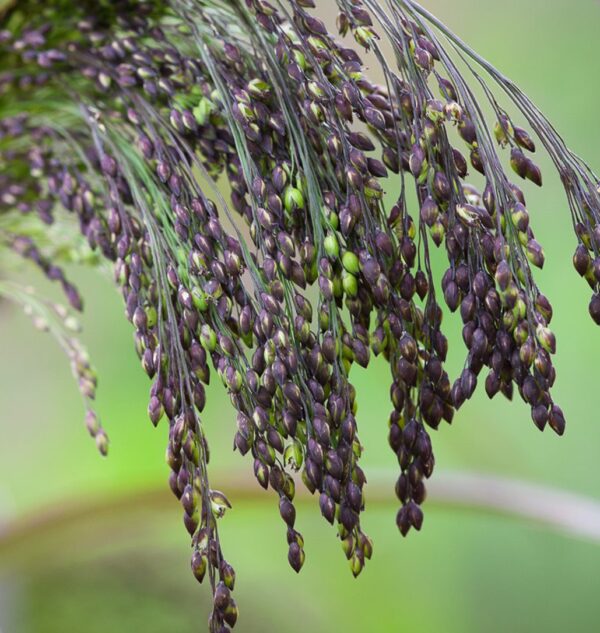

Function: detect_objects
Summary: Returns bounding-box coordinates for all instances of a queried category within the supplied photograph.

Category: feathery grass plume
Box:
[0,0,597,629]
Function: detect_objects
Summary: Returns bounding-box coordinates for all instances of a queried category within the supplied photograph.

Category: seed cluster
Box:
[1,1,598,631]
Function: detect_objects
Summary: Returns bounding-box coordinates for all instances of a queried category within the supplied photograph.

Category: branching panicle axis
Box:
[0,1,597,630]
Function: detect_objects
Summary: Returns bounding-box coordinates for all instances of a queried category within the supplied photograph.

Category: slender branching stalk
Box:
[0,1,598,630]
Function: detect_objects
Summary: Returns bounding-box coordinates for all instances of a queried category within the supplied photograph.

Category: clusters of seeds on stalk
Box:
[0,1,598,631]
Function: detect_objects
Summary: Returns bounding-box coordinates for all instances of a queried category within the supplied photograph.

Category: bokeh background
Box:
[2,0,600,631]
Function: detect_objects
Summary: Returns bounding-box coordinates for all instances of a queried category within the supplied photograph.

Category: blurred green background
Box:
[2,0,600,631]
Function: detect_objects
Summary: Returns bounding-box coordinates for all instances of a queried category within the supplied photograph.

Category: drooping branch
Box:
[0,1,598,630]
